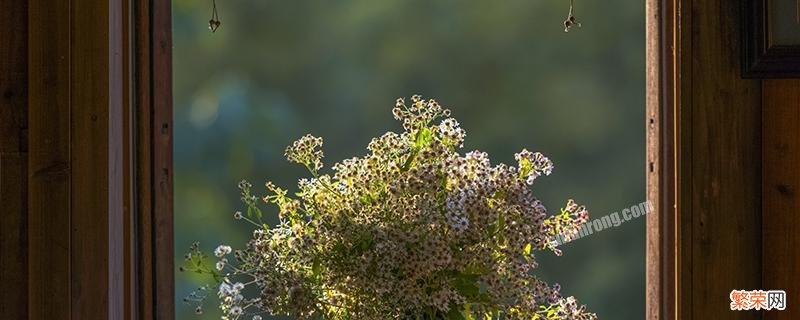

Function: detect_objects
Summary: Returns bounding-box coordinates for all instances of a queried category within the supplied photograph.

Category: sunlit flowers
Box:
[183,96,596,320]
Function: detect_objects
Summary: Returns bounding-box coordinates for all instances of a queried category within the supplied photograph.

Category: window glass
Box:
[174,1,644,318]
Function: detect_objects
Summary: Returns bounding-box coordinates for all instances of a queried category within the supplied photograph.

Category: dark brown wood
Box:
[70,0,125,317]
[28,0,73,316]
[28,0,128,318]
[134,0,175,318]
[134,0,155,317]
[742,0,800,78]
[8,0,170,317]
[650,0,766,318]
[691,0,763,318]
[763,79,800,320]
[0,154,27,318]
[122,0,138,318]
[152,0,176,316]
[0,0,28,318]
[676,1,694,318]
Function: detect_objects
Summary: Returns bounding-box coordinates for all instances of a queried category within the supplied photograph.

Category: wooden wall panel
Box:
[652,0,766,318]
[763,79,800,320]
[27,0,73,317]
[135,0,175,318]
[689,0,763,318]
[28,0,126,318]
[0,0,28,318]
[69,0,125,317]
[1,0,171,317]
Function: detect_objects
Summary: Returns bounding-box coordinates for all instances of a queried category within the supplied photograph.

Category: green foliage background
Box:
[173,0,644,319]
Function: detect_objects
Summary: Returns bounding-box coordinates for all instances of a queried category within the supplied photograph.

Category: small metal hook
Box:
[564,0,581,32]
[209,0,221,33]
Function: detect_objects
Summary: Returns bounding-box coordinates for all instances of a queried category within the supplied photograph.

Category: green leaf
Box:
[496,212,506,244]
[452,273,481,299]
[415,127,433,148]
[312,258,322,278]
[447,308,466,320]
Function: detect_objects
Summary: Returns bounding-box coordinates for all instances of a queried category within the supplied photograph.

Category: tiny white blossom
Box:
[214,245,232,257]
[230,306,243,316]
[232,282,245,291]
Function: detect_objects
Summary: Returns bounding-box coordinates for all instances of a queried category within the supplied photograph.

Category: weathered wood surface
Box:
[650,0,765,319]
[135,0,175,317]
[27,0,73,317]
[763,79,800,320]
[28,0,126,318]
[3,0,172,318]
[688,0,763,318]
[0,0,28,318]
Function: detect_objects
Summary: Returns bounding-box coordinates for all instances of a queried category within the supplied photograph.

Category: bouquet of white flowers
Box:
[182,96,597,320]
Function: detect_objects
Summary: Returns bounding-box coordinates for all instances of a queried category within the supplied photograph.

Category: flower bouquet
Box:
[182,96,597,320]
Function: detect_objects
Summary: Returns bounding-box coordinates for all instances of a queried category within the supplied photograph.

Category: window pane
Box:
[174,1,644,318]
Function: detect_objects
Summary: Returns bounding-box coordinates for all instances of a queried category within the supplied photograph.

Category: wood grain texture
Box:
[14,0,169,317]
[652,0,766,318]
[134,0,175,318]
[763,79,800,320]
[134,0,155,317]
[152,0,175,318]
[70,0,112,316]
[28,0,127,318]
[28,0,73,317]
[676,1,694,318]
[0,155,26,318]
[689,0,763,319]
[648,0,689,318]
[0,0,28,318]
[122,0,137,318]
[69,0,126,317]
[646,0,678,318]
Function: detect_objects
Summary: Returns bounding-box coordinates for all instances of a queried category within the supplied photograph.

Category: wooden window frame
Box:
[20,0,678,317]
[25,0,173,318]
[646,0,677,318]
[647,0,764,319]
[145,0,679,318]
[132,0,174,318]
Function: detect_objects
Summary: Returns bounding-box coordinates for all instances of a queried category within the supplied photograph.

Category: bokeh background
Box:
[173,0,645,318]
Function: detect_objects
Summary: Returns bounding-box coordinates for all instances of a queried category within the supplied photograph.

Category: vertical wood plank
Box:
[153,0,175,318]
[0,155,27,318]
[121,0,137,318]
[28,0,73,317]
[134,0,155,317]
[644,0,661,315]
[690,0,762,319]
[676,0,694,318]
[646,0,680,318]
[135,0,174,318]
[0,0,28,318]
[29,0,127,318]
[68,0,125,317]
[763,79,800,320]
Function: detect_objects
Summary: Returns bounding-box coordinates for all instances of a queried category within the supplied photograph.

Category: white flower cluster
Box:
[186,96,596,320]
